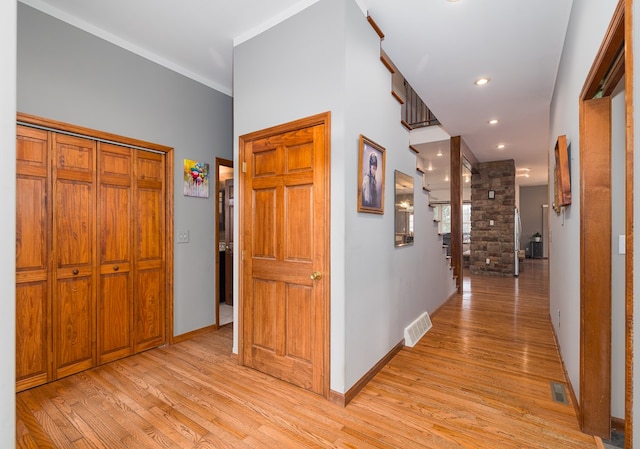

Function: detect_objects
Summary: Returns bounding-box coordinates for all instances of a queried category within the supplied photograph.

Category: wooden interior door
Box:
[97,143,133,364]
[224,178,234,305]
[15,125,52,391]
[241,114,329,396]
[52,133,97,379]
[133,150,166,353]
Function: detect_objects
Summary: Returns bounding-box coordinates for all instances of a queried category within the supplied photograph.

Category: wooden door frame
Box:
[579,96,612,437]
[577,0,633,441]
[237,112,331,396]
[16,113,176,347]
[215,157,233,329]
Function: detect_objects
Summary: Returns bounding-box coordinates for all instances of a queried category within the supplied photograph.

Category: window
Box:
[434,203,471,237]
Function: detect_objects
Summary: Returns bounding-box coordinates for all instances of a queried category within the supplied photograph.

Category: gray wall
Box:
[519,185,548,253]
[0,0,16,445]
[234,0,456,393]
[17,3,233,336]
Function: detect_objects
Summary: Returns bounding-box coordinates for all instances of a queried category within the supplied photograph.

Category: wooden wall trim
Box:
[579,96,612,437]
[581,0,625,100]
[173,325,217,344]
[329,339,404,407]
[214,158,233,333]
[17,112,173,153]
[624,0,634,445]
[366,15,384,39]
[165,147,175,345]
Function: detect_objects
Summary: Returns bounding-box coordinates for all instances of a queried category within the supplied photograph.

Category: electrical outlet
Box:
[558,309,561,327]
[485,258,490,265]
[177,229,190,243]
[489,220,494,226]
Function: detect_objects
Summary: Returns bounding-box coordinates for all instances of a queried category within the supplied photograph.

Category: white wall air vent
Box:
[404,312,432,347]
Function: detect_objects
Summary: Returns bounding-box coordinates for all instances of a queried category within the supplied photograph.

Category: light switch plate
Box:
[619,235,626,255]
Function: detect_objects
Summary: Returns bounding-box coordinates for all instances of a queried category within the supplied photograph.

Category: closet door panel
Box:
[55,180,94,265]
[98,272,131,363]
[133,152,165,352]
[98,144,133,364]
[16,283,49,390]
[134,266,165,352]
[54,275,94,378]
[16,125,51,391]
[53,134,96,379]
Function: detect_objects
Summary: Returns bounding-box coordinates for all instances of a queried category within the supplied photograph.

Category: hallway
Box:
[16,259,599,448]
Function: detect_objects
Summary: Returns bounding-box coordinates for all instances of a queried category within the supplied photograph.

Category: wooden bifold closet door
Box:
[16,119,168,392]
[16,125,52,392]
[52,133,97,379]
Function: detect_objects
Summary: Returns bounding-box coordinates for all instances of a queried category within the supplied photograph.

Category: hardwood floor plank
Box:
[16,396,61,449]
[16,259,600,448]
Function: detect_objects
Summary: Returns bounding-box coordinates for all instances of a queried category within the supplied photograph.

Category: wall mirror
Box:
[394,170,414,247]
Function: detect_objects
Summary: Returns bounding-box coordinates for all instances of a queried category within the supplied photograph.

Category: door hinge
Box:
[242,162,247,173]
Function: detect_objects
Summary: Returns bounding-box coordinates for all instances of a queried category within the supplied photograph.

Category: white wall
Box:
[342,2,456,389]
[548,0,618,409]
[234,0,456,394]
[17,4,233,336]
[0,1,16,446]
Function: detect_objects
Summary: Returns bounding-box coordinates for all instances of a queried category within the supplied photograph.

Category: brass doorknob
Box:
[310,271,322,280]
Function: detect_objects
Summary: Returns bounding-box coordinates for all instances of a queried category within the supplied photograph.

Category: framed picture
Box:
[553,135,571,213]
[357,134,385,214]
[183,159,210,198]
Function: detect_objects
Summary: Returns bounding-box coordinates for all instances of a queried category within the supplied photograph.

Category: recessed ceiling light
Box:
[474,77,490,86]
[497,144,505,149]
[488,119,498,125]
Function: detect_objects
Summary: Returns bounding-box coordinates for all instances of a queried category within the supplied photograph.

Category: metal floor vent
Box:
[551,381,569,404]
[404,312,432,347]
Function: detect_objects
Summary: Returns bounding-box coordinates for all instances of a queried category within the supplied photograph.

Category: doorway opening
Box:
[215,158,234,327]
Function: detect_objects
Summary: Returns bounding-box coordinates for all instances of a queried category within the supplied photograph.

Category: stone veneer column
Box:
[470,160,516,276]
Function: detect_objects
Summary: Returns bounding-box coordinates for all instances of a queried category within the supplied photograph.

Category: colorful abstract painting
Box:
[183,159,210,198]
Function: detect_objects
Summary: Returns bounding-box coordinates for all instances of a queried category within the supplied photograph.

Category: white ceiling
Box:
[20,0,574,187]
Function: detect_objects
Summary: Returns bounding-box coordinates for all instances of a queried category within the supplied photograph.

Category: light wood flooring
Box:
[17,259,600,448]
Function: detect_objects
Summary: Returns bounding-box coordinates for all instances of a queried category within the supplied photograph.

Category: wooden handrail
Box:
[402,80,440,129]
